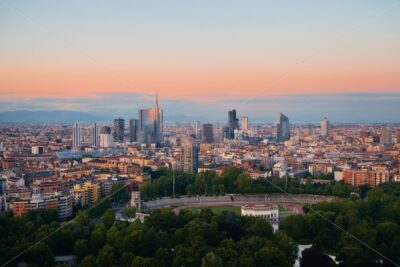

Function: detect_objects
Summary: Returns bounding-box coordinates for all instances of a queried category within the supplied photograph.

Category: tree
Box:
[243,216,273,238]
[103,209,115,229]
[24,208,59,225]
[97,244,115,267]
[90,224,107,254]
[26,243,54,267]
[79,254,96,267]
[201,252,223,267]
[124,207,137,220]
[236,173,252,193]
[255,246,289,267]
[110,183,130,204]
[74,239,90,260]
[300,247,335,267]
[279,215,309,242]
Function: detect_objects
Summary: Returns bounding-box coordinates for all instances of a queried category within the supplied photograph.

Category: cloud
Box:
[0,92,399,123]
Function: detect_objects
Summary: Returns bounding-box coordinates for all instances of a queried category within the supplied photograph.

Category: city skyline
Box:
[1,0,399,123]
[1,1,400,266]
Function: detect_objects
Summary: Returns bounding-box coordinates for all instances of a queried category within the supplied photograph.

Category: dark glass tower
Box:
[227,109,239,139]
[113,118,125,142]
[276,113,290,142]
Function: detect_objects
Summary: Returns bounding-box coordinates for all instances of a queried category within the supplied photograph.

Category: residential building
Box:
[180,142,199,174]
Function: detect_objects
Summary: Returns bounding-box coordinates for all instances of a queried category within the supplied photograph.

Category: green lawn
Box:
[183,205,241,215]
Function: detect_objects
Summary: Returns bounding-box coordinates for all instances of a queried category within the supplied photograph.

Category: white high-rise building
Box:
[90,123,98,147]
[72,123,81,148]
[99,134,114,148]
[320,117,329,137]
[241,116,249,131]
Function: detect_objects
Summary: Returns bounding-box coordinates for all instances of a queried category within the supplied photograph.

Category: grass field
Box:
[183,205,241,215]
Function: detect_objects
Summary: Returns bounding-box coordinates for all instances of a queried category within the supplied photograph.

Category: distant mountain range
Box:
[0,110,107,124]
[0,110,206,124]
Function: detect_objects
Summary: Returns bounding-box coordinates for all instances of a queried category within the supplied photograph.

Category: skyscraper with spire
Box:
[137,91,163,146]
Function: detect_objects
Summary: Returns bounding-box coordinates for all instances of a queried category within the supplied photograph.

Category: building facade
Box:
[72,123,80,148]
[276,113,290,142]
[180,142,199,174]
[241,204,279,223]
[129,119,138,143]
[320,117,329,137]
[226,109,239,139]
[202,123,214,143]
[90,123,99,147]
[113,118,125,142]
[343,169,389,187]
[137,93,163,146]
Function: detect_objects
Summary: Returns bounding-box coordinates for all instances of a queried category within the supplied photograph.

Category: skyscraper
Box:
[72,123,81,148]
[137,92,163,146]
[381,127,392,145]
[227,109,239,139]
[180,142,199,174]
[202,123,214,143]
[320,117,329,137]
[241,116,249,131]
[276,113,290,142]
[90,123,98,147]
[194,121,202,141]
[129,119,138,143]
[113,118,125,142]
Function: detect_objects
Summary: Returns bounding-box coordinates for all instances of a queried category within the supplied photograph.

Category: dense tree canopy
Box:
[280,186,400,266]
[141,167,356,200]
[0,207,298,267]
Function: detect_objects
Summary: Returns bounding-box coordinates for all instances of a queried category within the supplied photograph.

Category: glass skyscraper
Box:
[137,92,163,146]
[276,113,290,142]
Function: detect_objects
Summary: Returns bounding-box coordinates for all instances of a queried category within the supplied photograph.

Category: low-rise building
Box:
[241,204,279,223]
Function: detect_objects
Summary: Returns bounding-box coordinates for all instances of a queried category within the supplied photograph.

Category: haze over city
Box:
[1,0,400,122]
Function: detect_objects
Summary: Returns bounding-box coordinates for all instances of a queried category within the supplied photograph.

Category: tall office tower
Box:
[90,123,98,147]
[226,109,239,139]
[113,118,125,142]
[72,123,81,148]
[241,116,249,131]
[320,117,329,137]
[137,92,163,146]
[129,119,138,143]
[180,142,199,174]
[276,113,290,142]
[202,123,214,143]
[381,127,392,145]
[194,121,202,141]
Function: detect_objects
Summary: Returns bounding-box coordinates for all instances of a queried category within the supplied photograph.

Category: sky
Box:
[0,0,399,122]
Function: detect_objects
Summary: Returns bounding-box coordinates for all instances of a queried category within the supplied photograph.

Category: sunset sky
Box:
[0,0,399,122]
